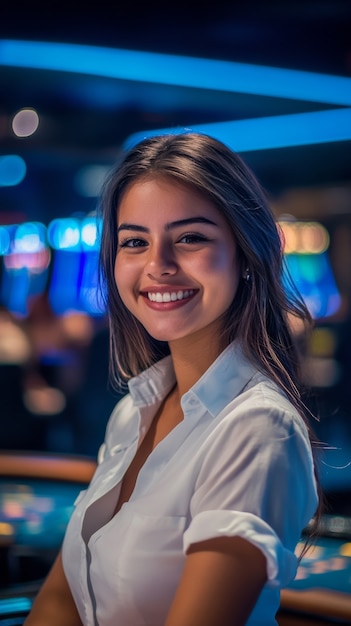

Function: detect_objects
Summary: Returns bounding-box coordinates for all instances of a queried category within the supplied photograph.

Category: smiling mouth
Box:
[147,289,195,303]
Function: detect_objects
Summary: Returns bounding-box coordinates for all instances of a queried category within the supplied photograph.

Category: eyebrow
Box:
[117,217,218,233]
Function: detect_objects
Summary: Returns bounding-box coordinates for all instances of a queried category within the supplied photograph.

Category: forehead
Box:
[117,176,226,224]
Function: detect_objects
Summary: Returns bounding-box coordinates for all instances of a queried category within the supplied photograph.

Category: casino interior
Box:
[0,1,351,623]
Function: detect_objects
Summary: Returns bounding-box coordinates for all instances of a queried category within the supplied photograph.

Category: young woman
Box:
[25,133,321,626]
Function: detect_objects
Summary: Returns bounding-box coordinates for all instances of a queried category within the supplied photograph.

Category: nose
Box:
[144,241,178,278]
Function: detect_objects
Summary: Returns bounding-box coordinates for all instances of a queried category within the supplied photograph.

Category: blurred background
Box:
[1,0,351,488]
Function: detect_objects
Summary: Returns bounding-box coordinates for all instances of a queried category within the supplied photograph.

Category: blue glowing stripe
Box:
[1,39,351,106]
[0,596,32,615]
[125,107,351,152]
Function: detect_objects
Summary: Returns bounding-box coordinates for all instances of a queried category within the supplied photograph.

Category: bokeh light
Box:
[278,220,330,254]
[47,218,81,250]
[12,108,39,138]
[74,165,110,197]
[0,155,26,186]
[81,216,101,250]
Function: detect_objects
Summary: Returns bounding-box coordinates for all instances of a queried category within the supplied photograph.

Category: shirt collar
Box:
[128,341,259,417]
[127,355,175,407]
[185,341,258,416]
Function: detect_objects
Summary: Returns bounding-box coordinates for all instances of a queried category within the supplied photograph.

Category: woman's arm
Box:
[165,535,267,626]
[24,550,83,626]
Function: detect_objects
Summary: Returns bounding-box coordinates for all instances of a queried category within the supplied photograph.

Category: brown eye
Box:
[119,238,147,248]
[178,233,209,244]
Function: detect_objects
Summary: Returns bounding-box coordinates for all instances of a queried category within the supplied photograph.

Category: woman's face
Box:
[114,177,240,347]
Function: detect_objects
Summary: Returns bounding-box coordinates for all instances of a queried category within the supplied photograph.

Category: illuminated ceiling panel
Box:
[1,39,350,106]
[125,107,351,152]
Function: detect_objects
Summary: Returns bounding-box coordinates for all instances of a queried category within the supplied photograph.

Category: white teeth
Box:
[148,290,194,302]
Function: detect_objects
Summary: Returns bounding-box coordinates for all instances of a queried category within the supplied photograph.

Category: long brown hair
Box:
[98,133,323,539]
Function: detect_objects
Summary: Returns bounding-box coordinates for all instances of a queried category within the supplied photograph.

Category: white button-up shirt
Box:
[62,341,318,625]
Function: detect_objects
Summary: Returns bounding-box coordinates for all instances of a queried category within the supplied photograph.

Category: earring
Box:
[243,268,251,283]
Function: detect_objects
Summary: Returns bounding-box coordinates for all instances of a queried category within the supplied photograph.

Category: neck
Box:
[169,328,228,397]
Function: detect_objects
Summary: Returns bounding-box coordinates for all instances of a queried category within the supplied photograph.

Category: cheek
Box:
[218,248,236,271]
[212,248,240,301]
[113,257,121,290]
[206,246,239,281]
[114,257,131,301]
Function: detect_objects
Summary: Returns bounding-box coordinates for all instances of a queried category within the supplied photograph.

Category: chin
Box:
[146,327,190,343]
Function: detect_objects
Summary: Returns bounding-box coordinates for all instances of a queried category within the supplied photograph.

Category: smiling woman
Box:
[114,177,239,350]
[24,133,322,626]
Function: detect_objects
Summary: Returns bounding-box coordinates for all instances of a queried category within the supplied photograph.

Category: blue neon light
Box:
[0,226,11,255]
[14,222,47,252]
[125,107,351,152]
[0,596,32,615]
[81,216,101,251]
[47,218,81,251]
[1,39,351,106]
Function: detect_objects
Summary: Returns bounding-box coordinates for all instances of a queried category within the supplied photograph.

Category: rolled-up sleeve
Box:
[184,392,318,587]
[184,510,297,586]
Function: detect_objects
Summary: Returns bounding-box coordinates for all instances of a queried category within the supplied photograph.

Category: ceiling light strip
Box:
[125,107,351,152]
[1,39,351,106]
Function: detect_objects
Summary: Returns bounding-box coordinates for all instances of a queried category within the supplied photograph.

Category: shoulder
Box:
[197,375,316,497]
[218,373,311,448]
